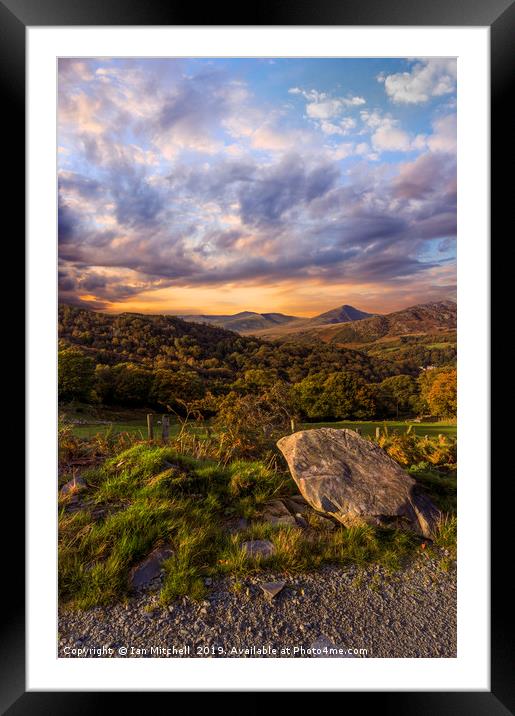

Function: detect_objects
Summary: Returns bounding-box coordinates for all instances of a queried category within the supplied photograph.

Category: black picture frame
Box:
[6,0,508,711]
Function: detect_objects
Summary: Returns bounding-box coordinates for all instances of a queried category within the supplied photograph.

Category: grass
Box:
[59,433,456,611]
[70,416,457,440]
[62,405,457,441]
[301,420,457,438]
[408,464,457,514]
[59,442,291,609]
[71,420,210,441]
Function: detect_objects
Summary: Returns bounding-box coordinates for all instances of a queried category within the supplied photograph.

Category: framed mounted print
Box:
[4,0,509,710]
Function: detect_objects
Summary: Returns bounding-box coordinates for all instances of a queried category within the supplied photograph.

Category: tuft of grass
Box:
[226,460,289,500]
[430,514,457,571]
[59,498,180,609]
[433,514,457,549]
[408,464,457,514]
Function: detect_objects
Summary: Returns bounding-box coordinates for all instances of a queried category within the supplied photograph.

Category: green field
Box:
[302,420,456,438]
[68,415,456,440]
[70,419,211,440]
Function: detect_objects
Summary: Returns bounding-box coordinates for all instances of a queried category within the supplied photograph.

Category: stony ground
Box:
[58,552,456,659]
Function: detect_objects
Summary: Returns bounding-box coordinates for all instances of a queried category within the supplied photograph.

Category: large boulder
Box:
[277,428,440,538]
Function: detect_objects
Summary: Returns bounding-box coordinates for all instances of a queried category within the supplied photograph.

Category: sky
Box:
[58,57,457,316]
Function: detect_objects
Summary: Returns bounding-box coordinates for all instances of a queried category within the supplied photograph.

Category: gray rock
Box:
[268,515,298,528]
[294,514,308,529]
[129,546,174,589]
[260,581,286,599]
[261,499,291,519]
[225,517,249,533]
[283,494,310,514]
[242,540,275,559]
[277,428,440,538]
[310,513,337,531]
[262,499,299,528]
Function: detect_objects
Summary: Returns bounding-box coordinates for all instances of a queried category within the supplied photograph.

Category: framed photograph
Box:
[6,0,507,709]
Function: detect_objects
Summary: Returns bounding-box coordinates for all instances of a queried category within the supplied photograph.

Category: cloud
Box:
[108,162,164,229]
[381,59,457,104]
[319,117,357,136]
[361,110,413,152]
[288,88,365,133]
[238,154,339,227]
[372,124,412,152]
[360,109,455,155]
[57,59,455,310]
[427,114,457,153]
[394,153,455,200]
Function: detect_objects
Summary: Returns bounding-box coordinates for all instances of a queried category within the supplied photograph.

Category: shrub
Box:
[378,431,456,468]
[213,385,294,462]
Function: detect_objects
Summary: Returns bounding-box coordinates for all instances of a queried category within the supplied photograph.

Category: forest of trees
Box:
[58,304,457,421]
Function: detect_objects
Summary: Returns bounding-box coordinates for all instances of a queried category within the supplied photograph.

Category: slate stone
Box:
[277,428,440,537]
[260,581,286,599]
[241,540,275,559]
[129,545,174,589]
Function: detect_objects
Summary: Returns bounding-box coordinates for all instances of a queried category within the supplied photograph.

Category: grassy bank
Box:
[59,427,457,611]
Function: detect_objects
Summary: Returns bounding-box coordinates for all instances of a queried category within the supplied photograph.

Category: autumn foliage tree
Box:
[426,369,457,418]
[418,368,457,418]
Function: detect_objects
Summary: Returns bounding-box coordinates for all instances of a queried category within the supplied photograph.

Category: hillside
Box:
[179,310,303,334]
[253,301,456,344]
[308,301,456,344]
[58,303,409,389]
[187,304,376,338]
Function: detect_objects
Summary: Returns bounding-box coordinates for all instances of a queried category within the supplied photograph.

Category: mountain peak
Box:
[310,304,375,326]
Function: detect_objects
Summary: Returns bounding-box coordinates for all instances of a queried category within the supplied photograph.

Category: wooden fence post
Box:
[290,417,296,434]
[147,413,154,441]
[162,415,170,443]
[375,427,381,440]
[355,427,361,435]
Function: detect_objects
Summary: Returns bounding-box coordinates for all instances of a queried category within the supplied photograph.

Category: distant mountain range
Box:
[179,304,375,335]
[178,310,302,334]
[270,301,457,345]
[179,301,456,343]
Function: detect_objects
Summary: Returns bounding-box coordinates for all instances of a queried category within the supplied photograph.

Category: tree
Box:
[293,371,376,420]
[232,368,280,394]
[58,346,95,402]
[94,364,116,404]
[376,375,419,418]
[322,373,358,419]
[292,372,331,419]
[425,369,457,418]
[110,363,153,406]
[352,383,377,420]
[323,372,376,420]
[150,368,205,409]
[418,368,457,417]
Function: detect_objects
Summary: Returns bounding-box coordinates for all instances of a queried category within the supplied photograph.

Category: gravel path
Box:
[58,554,456,658]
